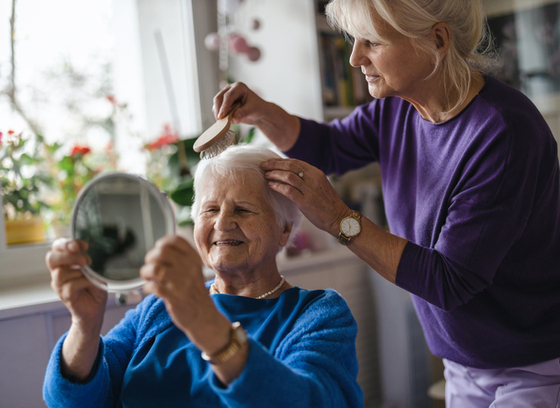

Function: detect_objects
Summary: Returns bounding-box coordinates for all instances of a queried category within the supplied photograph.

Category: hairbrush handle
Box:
[194,101,241,153]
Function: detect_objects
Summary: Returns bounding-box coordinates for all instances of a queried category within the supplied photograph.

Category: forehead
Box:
[200,172,267,201]
[337,2,404,43]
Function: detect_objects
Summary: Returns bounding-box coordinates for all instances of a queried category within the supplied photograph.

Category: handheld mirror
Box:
[71,173,175,293]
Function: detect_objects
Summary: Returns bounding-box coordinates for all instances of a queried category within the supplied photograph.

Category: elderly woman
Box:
[213,0,560,406]
[43,145,363,408]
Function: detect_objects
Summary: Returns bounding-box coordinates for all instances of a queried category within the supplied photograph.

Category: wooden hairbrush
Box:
[193,101,241,159]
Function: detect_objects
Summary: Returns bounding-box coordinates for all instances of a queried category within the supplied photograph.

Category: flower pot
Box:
[4,215,46,245]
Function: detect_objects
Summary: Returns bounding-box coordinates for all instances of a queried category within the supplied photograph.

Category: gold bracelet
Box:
[201,322,248,365]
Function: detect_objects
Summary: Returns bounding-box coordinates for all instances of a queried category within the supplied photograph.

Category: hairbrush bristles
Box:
[199,129,236,159]
[194,101,240,159]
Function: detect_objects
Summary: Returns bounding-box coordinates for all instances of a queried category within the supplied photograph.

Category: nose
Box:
[214,210,237,231]
[349,40,367,68]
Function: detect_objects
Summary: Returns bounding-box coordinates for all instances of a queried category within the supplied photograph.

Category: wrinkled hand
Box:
[261,158,352,236]
[46,238,107,330]
[140,234,218,333]
[141,235,242,377]
[212,82,267,125]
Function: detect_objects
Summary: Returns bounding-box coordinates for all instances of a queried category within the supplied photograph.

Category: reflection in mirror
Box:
[72,173,175,292]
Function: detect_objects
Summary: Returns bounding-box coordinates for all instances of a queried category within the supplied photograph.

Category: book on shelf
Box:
[318,31,373,109]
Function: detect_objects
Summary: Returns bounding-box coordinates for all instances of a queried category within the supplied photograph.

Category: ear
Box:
[278,222,294,248]
[431,22,451,59]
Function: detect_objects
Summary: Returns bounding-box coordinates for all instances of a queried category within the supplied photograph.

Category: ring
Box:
[298,168,304,179]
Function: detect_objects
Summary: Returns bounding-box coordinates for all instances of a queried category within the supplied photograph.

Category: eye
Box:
[364,40,380,48]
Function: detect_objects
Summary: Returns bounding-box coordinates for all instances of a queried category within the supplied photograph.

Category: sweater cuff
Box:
[208,338,274,406]
[43,334,109,408]
[395,240,426,293]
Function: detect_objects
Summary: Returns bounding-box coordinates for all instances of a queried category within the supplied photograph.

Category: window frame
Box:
[0,0,219,286]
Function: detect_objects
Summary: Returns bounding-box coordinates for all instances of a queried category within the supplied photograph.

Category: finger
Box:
[218,83,246,119]
[50,267,84,289]
[51,267,91,297]
[145,235,194,265]
[58,273,100,301]
[51,238,89,253]
[142,280,158,296]
[261,158,306,172]
[46,249,90,271]
[267,180,304,202]
[264,170,304,193]
[212,86,229,119]
[139,263,165,282]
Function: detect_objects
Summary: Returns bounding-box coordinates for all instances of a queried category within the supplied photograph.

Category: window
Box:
[0,0,214,283]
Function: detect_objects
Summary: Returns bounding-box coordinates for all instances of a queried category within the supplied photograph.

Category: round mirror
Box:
[71,172,175,292]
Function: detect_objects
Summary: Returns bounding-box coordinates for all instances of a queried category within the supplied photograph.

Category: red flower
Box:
[70,145,91,157]
[145,124,180,151]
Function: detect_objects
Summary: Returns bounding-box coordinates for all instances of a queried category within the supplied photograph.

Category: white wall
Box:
[227,0,324,122]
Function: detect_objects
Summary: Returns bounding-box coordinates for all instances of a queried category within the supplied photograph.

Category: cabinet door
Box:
[0,314,51,408]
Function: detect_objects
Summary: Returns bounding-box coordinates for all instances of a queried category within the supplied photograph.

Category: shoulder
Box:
[290,287,356,329]
[476,76,551,137]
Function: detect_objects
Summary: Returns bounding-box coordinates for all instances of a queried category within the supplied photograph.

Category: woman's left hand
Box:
[140,235,221,333]
[141,235,248,383]
[261,158,351,236]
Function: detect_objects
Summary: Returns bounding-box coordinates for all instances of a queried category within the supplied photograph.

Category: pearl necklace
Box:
[210,275,286,299]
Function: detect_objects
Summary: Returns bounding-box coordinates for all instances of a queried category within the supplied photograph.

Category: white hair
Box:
[325,0,497,112]
[191,145,302,235]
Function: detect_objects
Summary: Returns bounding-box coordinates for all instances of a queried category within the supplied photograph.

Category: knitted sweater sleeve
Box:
[43,297,159,408]
[209,290,364,408]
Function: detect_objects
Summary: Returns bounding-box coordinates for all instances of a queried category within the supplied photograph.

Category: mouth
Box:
[364,74,380,82]
[213,240,244,246]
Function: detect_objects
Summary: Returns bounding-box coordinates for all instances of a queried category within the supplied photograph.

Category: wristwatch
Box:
[201,322,248,365]
[338,211,362,245]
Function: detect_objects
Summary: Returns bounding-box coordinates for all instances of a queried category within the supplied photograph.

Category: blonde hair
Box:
[326,0,497,112]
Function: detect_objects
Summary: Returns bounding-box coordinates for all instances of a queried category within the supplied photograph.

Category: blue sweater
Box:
[43,287,363,407]
[287,75,560,369]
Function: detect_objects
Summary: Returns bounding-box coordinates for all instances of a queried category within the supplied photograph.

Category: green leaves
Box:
[169,177,195,206]
[1,133,54,219]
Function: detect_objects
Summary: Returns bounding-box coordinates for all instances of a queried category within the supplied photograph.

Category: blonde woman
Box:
[213,0,560,406]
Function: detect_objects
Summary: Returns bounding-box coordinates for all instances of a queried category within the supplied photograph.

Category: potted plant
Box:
[44,141,118,238]
[0,130,53,245]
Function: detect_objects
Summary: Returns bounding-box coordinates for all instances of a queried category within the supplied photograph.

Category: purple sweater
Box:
[286,76,560,369]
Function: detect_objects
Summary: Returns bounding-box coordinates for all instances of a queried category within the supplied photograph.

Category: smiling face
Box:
[193,173,291,277]
[348,17,437,103]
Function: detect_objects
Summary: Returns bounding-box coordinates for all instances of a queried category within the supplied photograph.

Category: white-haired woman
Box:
[43,145,363,408]
[213,0,560,406]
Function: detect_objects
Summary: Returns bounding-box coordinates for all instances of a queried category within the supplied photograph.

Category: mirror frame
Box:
[71,172,176,292]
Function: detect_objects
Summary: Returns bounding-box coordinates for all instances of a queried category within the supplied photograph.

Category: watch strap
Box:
[201,322,247,365]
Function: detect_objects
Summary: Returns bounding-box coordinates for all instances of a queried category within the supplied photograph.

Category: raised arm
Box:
[46,239,107,381]
[213,82,301,152]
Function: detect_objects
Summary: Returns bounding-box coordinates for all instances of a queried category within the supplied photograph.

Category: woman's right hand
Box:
[213,82,301,152]
[47,239,108,381]
[46,238,107,331]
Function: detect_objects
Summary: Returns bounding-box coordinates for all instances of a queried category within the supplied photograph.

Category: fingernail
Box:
[67,241,78,252]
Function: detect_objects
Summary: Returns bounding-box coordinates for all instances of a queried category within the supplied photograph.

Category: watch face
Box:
[341,217,360,237]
